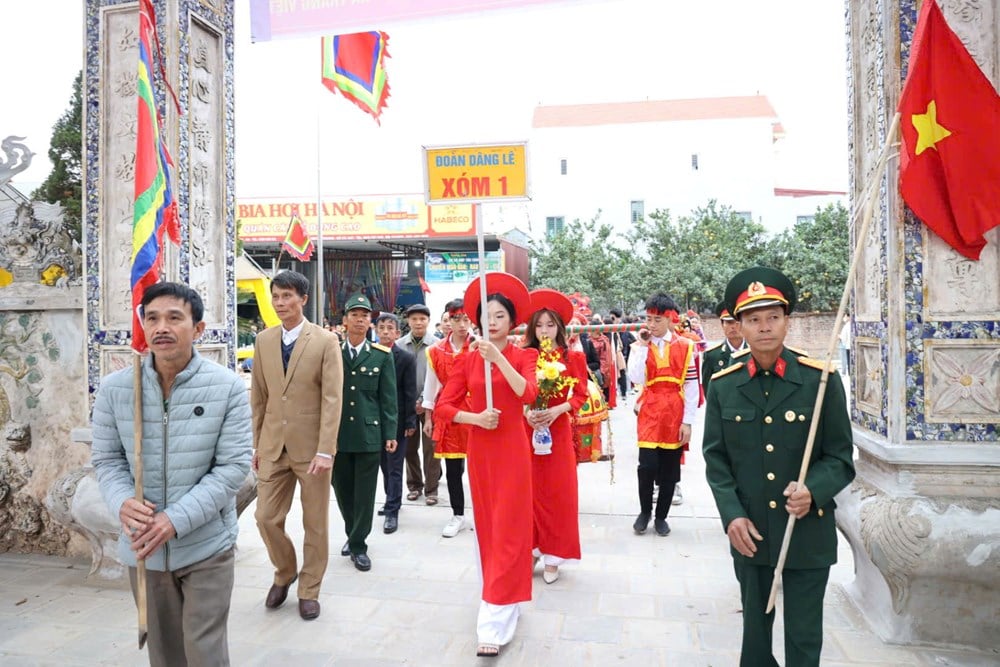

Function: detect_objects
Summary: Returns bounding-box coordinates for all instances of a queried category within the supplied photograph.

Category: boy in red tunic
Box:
[626,293,700,537]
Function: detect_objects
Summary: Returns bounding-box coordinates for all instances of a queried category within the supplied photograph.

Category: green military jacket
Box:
[701,340,748,389]
[338,339,398,453]
[703,346,855,570]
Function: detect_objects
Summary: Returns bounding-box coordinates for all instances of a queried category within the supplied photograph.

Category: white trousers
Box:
[477,600,520,645]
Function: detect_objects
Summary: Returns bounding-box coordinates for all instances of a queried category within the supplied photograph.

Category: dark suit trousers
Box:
[637,447,682,519]
[333,451,381,554]
[405,413,441,496]
[380,429,408,514]
[734,560,829,667]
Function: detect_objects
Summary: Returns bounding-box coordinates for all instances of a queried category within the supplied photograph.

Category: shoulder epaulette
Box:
[731,347,751,358]
[372,343,392,353]
[711,362,744,380]
[704,342,724,353]
[786,345,809,357]
[797,357,836,373]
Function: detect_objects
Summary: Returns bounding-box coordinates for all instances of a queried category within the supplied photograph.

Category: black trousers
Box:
[444,457,465,516]
[637,447,682,519]
[380,430,408,514]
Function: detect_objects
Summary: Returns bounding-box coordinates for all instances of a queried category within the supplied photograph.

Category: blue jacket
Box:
[91,349,252,571]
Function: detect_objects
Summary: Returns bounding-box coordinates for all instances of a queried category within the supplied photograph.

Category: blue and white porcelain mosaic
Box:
[85,0,236,397]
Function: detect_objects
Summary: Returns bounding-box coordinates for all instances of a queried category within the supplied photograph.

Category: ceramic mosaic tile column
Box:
[840,0,999,650]
[83,0,236,392]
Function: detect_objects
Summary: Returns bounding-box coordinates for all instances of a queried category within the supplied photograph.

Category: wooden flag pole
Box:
[765,111,901,614]
[133,353,148,648]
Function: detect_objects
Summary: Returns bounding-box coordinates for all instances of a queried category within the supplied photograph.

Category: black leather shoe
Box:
[351,552,372,571]
[341,541,350,557]
[655,519,671,536]
[298,599,320,620]
[384,514,398,534]
[377,507,386,516]
[265,574,297,609]
[633,512,651,535]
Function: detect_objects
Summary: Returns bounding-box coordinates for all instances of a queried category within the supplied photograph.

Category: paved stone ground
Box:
[1,392,995,666]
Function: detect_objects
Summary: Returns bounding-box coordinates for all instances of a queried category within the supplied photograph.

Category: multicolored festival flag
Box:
[131,0,180,352]
[321,32,391,124]
[282,215,315,261]
[898,0,1000,260]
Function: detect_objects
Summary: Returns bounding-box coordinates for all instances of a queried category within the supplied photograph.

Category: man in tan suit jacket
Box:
[251,270,343,620]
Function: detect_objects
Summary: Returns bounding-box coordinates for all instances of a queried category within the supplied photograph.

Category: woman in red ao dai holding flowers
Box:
[523,290,588,584]
[433,273,539,658]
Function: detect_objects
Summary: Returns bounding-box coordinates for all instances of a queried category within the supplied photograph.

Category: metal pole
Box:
[315,99,325,324]
[475,203,492,410]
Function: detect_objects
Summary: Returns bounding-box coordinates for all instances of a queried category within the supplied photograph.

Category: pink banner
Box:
[250,0,580,42]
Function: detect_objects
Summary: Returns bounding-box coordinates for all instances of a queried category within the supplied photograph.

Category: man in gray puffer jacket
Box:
[92,282,252,667]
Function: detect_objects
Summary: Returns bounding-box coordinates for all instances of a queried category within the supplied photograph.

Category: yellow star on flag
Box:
[911,100,952,155]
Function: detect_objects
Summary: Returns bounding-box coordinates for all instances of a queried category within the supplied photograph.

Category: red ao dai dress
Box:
[525,347,589,565]
[433,343,539,645]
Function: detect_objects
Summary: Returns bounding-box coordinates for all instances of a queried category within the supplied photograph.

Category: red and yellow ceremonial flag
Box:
[131,0,180,352]
[282,215,315,261]
[320,32,391,124]
[898,0,1000,260]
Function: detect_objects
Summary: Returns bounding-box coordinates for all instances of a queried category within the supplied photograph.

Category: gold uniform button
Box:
[818,509,825,517]
[718,360,724,366]
[769,500,777,509]
[374,420,379,425]
[764,416,773,424]
[784,410,795,422]
[352,371,357,376]
[349,416,354,421]
[767,472,775,481]
[765,444,774,452]
[735,415,742,422]
[798,414,806,422]
[350,401,355,406]
[361,366,367,372]
[374,367,380,373]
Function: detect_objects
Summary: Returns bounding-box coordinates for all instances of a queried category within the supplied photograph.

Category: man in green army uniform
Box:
[334,294,398,572]
[700,301,748,390]
[703,267,855,667]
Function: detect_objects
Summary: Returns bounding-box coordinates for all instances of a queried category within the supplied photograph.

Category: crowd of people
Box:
[91,266,855,666]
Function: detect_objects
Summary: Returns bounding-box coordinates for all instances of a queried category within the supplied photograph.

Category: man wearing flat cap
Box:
[702,267,855,667]
[397,303,442,505]
[700,301,747,391]
[334,293,398,572]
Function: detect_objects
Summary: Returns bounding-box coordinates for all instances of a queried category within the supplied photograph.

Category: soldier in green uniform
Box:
[333,294,398,572]
[703,267,855,667]
[700,301,747,390]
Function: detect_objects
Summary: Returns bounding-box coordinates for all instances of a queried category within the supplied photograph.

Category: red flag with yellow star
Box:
[898,0,1000,260]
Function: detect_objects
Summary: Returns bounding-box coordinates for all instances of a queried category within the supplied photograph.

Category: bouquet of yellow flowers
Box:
[534,337,578,409]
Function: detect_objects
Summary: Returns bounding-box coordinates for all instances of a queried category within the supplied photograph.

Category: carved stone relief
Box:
[186,17,226,328]
[855,337,883,417]
[858,492,931,613]
[852,0,883,320]
[924,340,1000,423]
[0,200,81,285]
[941,0,996,83]
[925,231,1000,319]
[100,5,141,331]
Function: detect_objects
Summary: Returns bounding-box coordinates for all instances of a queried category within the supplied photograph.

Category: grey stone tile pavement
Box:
[1,391,994,665]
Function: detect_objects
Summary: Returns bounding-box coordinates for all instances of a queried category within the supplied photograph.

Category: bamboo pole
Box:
[765,112,901,614]
[133,353,148,648]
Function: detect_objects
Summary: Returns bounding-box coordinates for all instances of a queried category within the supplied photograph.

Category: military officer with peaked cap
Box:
[700,301,748,390]
[334,293,398,572]
[702,267,855,667]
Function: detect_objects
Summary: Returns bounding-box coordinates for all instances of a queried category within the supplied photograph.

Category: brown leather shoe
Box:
[298,598,320,620]
[265,575,297,609]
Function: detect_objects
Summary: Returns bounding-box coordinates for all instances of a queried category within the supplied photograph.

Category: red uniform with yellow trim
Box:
[636,336,699,449]
[427,338,472,458]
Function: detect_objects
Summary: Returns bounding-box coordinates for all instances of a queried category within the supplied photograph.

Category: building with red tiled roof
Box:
[527,95,844,238]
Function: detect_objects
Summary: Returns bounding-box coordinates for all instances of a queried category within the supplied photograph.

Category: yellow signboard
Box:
[424,142,529,204]
[236,196,475,242]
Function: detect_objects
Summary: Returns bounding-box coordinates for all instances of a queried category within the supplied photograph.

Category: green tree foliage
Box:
[529,214,626,313]
[33,71,82,244]
[623,201,770,312]
[530,200,849,315]
[766,202,849,311]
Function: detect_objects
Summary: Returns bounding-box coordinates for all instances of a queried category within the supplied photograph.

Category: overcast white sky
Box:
[3,0,848,199]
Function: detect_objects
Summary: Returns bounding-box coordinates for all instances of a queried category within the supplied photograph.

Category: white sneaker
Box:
[442,515,466,538]
[672,485,684,506]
